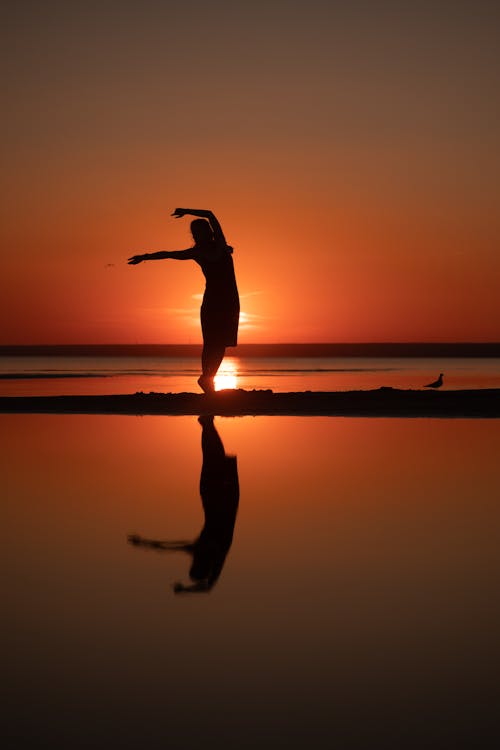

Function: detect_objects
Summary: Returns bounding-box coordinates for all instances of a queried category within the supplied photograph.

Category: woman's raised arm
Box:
[172,208,227,246]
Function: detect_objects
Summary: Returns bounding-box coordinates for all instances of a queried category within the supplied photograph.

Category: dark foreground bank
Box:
[1,388,499,417]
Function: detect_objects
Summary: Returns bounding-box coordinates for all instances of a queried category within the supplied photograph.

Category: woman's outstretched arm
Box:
[127,534,195,552]
[128,249,197,264]
[172,208,227,246]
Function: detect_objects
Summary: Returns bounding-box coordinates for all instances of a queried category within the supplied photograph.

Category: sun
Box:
[214,358,239,391]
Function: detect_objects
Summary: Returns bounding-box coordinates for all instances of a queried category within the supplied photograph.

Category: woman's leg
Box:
[199,343,226,392]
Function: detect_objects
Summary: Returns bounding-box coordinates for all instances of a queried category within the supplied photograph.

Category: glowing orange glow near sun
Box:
[214,358,238,391]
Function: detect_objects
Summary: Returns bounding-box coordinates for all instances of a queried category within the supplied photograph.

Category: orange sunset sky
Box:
[1,0,499,345]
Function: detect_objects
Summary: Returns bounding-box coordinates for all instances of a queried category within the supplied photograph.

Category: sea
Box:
[3,344,500,747]
[1,344,500,396]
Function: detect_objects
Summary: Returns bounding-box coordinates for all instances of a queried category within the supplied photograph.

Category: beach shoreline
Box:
[1,388,499,417]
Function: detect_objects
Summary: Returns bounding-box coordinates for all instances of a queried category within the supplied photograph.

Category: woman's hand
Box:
[128,254,146,265]
[171,208,188,218]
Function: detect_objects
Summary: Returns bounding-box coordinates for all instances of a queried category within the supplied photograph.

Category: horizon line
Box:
[2,341,500,346]
[2,342,500,358]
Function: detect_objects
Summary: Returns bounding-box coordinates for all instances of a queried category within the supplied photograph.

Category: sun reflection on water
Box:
[214,358,238,391]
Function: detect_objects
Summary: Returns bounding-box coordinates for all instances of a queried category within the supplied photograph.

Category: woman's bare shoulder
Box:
[198,243,232,263]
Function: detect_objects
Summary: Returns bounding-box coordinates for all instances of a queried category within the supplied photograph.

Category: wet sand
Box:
[1,387,499,417]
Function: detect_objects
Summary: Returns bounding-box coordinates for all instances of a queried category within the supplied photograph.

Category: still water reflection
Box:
[128,415,239,593]
[3,414,500,747]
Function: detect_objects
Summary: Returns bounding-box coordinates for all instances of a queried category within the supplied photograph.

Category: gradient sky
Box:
[1,0,499,344]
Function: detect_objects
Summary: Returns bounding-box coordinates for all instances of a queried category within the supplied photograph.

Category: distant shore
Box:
[1,343,500,358]
[1,388,499,417]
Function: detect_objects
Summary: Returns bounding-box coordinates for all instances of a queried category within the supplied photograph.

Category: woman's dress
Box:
[197,250,240,347]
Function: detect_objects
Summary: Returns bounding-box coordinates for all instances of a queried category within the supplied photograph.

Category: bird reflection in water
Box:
[128,415,239,593]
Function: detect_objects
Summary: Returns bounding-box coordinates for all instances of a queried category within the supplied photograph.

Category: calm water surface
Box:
[3,415,500,747]
[1,355,500,395]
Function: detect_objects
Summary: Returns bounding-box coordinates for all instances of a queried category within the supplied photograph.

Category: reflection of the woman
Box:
[128,415,239,594]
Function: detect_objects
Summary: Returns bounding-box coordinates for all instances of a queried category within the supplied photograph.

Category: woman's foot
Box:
[197,375,215,393]
[198,414,214,426]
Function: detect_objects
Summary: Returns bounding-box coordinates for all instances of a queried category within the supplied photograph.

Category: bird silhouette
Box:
[424,373,444,389]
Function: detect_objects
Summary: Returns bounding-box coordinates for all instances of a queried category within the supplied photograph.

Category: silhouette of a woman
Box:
[128,208,240,393]
[128,415,239,593]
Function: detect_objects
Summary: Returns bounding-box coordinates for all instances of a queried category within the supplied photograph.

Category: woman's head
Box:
[191,218,213,245]
[189,551,213,581]
[189,536,223,586]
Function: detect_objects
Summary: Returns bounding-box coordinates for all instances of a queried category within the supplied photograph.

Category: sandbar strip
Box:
[0,388,499,417]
